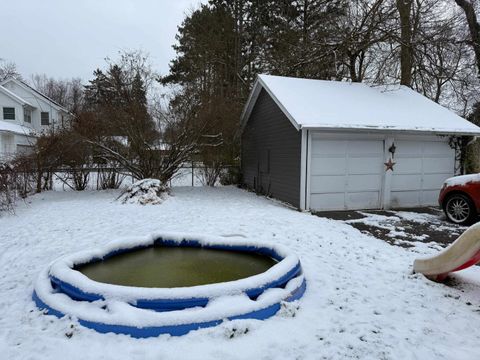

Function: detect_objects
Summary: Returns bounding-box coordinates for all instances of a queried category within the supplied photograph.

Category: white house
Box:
[241,75,480,211]
[0,78,71,161]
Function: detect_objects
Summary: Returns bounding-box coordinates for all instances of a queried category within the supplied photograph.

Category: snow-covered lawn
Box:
[1,187,480,360]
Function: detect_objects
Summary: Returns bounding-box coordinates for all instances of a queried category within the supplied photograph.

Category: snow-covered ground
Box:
[1,186,480,360]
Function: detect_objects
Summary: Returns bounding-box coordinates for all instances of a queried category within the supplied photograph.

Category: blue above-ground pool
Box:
[33,233,306,337]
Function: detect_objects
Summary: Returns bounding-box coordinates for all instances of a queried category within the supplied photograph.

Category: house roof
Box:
[241,74,480,136]
[0,78,70,113]
[0,85,33,107]
[0,120,36,136]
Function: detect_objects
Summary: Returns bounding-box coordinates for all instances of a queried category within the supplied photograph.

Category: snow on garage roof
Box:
[241,74,480,135]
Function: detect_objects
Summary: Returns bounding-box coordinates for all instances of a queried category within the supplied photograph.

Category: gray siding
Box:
[241,89,302,208]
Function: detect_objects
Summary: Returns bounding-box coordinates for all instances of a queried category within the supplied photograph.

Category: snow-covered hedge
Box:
[117,179,168,205]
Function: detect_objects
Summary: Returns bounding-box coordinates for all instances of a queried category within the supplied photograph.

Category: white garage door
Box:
[390,139,455,207]
[309,135,384,211]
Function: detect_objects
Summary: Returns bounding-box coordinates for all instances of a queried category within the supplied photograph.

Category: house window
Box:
[3,107,15,120]
[24,108,32,123]
[41,112,50,125]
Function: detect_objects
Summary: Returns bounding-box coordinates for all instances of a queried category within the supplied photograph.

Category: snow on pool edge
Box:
[33,232,306,336]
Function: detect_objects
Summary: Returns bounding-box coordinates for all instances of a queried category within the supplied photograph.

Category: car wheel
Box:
[444,193,477,225]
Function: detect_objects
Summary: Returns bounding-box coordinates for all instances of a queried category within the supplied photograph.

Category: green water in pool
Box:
[76,246,278,288]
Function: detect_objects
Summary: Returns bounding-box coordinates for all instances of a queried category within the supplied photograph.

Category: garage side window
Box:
[41,112,50,125]
[3,107,15,120]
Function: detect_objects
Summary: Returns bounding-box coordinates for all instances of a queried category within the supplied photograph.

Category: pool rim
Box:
[46,233,303,311]
[33,275,307,337]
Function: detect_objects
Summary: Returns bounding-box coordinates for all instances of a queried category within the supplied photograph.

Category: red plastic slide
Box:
[413,222,480,282]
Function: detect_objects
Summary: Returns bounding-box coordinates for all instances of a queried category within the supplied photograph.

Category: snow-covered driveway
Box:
[1,187,480,360]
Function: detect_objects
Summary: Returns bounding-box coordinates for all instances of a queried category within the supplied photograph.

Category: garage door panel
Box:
[309,137,383,211]
[391,174,421,191]
[347,175,382,192]
[346,192,380,209]
[390,191,421,207]
[310,156,346,176]
[310,175,346,193]
[390,139,455,207]
[312,140,347,155]
[310,193,345,211]
[424,141,452,155]
[423,173,451,189]
[421,190,439,205]
[423,158,454,173]
[393,158,422,174]
[347,140,383,154]
[308,136,455,211]
[396,141,422,155]
[347,158,383,174]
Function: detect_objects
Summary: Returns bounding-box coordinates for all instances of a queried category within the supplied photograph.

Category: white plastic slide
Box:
[413,222,480,282]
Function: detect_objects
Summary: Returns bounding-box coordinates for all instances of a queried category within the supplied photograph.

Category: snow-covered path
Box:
[1,187,480,360]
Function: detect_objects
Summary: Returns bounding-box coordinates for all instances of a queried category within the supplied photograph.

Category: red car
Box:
[439,174,480,225]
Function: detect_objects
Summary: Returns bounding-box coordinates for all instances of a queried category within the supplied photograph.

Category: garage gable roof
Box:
[241,75,480,135]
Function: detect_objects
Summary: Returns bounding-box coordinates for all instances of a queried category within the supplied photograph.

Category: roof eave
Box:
[239,78,262,132]
[240,75,301,133]
[300,125,480,136]
[1,78,70,113]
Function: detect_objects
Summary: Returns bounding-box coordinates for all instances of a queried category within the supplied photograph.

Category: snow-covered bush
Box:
[117,179,168,205]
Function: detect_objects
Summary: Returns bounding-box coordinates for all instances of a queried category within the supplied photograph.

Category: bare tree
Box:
[396,0,414,86]
[30,74,84,114]
[336,0,397,82]
[453,0,480,74]
[0,59,21,82]
[80,51,200,186]
[410,3,474,104]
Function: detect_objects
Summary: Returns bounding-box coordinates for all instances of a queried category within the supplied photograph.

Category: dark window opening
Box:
[41,112,50,125]
[3,107,15,120]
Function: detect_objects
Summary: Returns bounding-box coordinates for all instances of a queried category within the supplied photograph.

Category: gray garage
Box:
[240,75,480,212]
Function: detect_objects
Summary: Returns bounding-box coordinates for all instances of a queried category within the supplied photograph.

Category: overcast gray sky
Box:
[0,0,203,81]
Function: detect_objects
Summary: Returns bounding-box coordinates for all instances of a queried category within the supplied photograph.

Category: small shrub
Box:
[199,162,223,187]
[0,162,17,213]
[117,179,168,205]
[220,166,240,186]
[97,164,125,190]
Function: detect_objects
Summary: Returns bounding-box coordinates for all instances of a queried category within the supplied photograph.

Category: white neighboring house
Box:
[0,78,71,161]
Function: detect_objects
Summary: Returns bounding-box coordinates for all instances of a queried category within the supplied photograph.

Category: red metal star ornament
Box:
[384,158,396,171]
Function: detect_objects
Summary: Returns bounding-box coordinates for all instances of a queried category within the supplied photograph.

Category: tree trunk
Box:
[396,0,413,87]
[349,53,359,82]
[454,0,480,75]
